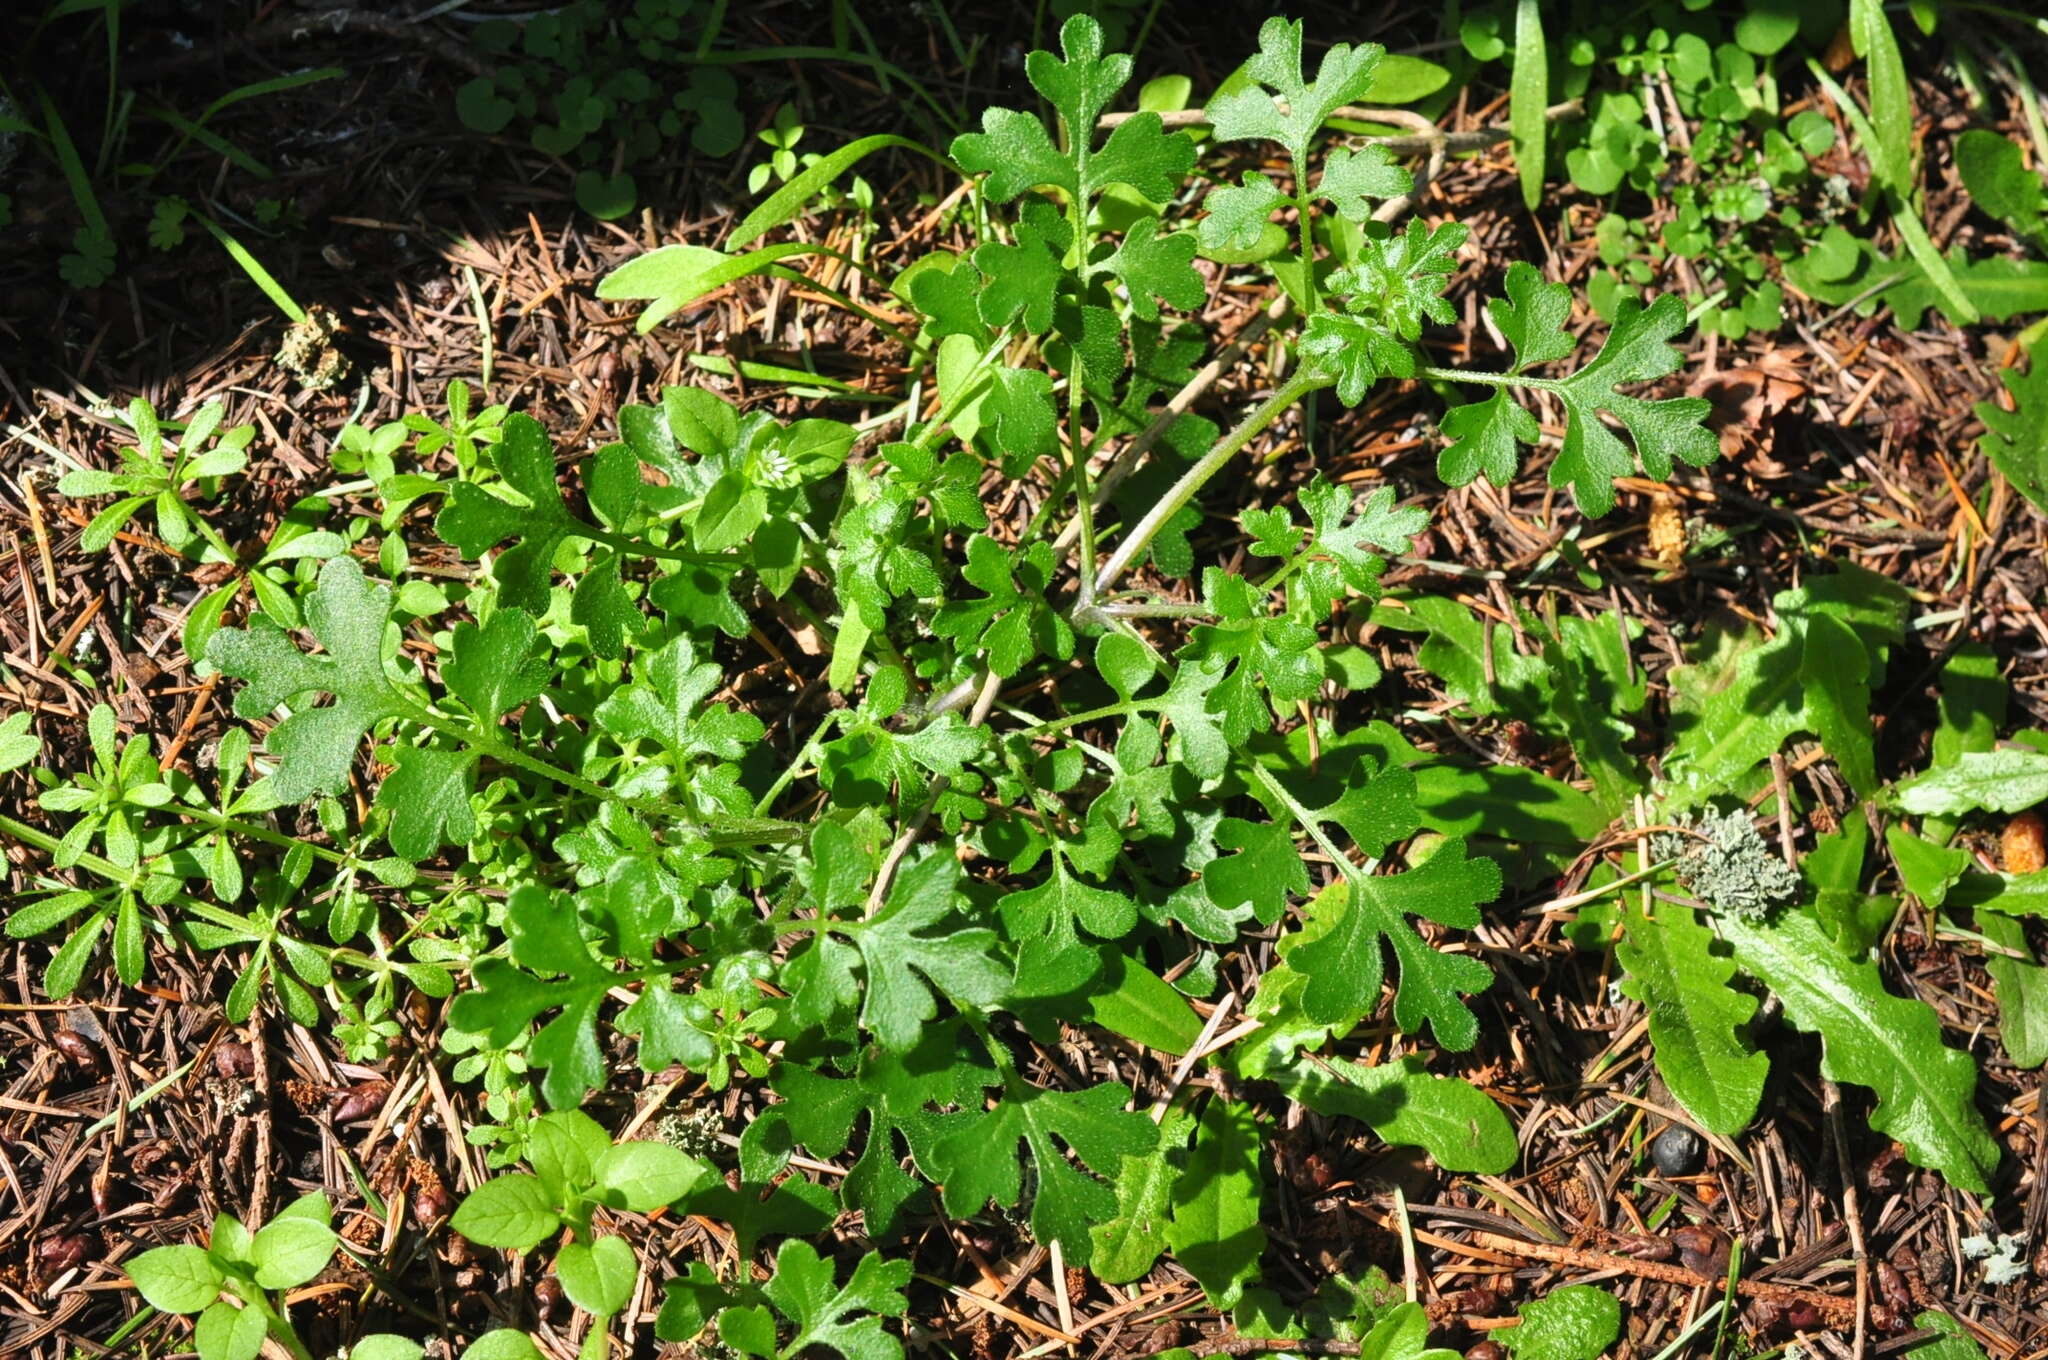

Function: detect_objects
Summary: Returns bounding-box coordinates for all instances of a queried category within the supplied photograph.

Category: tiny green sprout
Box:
[125,1191,340,1360]
[58,397,251,558]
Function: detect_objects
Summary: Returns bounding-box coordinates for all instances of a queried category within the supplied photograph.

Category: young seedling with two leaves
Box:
[450,1110,713,1359]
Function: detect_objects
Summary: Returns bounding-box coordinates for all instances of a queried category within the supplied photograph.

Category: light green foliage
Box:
[1162,1099,1266,1307]
[1976,346,2048,515]
[59,398,251,557]
[1720,908,1999,1193]
[1957,131,2047,243]
[1615,900,1766,1137]
[1439,266,1718,516]
[929,1079,1159,1266]
[1207,18,1384,162]
[1895,748,2048,817]
[125,1193,338,1360]
[1501,1285,1622,1360]
[655,1239,910,1360]
[1303,221,1468,401]
[1666,566,1909,800]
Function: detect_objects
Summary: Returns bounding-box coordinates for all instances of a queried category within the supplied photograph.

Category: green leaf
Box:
[1449,278,1715,517]
[951,16,1192,206]
[1510,0,1548,211]
[929,1080,1159,1265]
[1108,216,1205,321]
[125,1244,225,1314]
[352,1337,427,1360]
[444,609,550,725]
[775,1026,991,1240]
[1208,17,1384,161]
[0,710,39,773]
[731,135,948,248]
[375,745,478,861]
[556,1236,638,1318]
[1976,345,2048,516]
[1980,912,2048,1070]
[1199,173,1287,254]
[1316,147,1410,221]
[461,1332,545,1360]
[595,633,765,764]
[1306,220,1467,400]
[1205,817,1311,926]
[1911,1312,1992,1360]
[596,241,822,333]
[1956,131,2046,238]
[1801,612,1880,797]
[590,1141,714,1213]
[1896,748,2048,816]
[932,536,1068,678]
[195,1301,268,1360]
[1886,828,1971,909]
[1091,1110,1190,1283]
[1163,1098,1265,1307]
[1082,953,1203,1055]
[1266,1052,1517,1174]
[249,1212,338,1289]
[1615,901,1766,1137]
[207,556,412,803]
[1719,908,1998,1192]
[435,415,591,611]
[451,1172,562,1251]
[1848,0,1912,194]
[1356,1302,1460,1360]
[1289,840,1500,1050]
[972,199,1070,334]
[1502,1285,1622,1360]
[761,1240,911,1360]
[1666,569,1909,798]
[844,852,1009,1051]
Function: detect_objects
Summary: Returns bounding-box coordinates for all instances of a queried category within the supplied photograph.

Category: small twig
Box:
[1463,1231,1857,1326]
[1825,1082,1871,1360]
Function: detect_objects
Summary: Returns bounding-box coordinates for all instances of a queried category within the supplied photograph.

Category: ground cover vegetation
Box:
[5,1,2048,1357]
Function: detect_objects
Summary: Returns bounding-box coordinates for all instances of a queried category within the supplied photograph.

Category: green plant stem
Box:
[1417,364,1558,392]
[181,804,348,864]
[1088,369,1326,610]
[245,1286,317,1360]
[752,712,845,816]
[1290,153,1318,318]
[1245,762,1363,879]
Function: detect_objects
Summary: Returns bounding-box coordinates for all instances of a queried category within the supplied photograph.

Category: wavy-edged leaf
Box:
[1719,908,1998,1192]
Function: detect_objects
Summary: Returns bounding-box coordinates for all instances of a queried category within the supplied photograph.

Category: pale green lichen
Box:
[1652,806,1799,919]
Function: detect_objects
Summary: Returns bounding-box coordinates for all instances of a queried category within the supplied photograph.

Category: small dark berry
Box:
[1650,1124,1706,1177]
[1465,1343,1506,1360]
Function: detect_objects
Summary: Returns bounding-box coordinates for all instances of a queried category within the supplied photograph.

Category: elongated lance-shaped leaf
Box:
[1719,907,1999,1192]
[1615,900,1766,1138]
[1162,1098,1264,1307]
[207,556,419,803]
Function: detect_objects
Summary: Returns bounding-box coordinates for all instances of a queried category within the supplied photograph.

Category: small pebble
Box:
[1650,1124,1706,1177]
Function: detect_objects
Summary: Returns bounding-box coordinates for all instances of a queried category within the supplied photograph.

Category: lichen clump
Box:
[1653,806,1800,919]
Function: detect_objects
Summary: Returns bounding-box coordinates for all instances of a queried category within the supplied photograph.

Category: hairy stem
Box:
[1087,369,1327,611]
